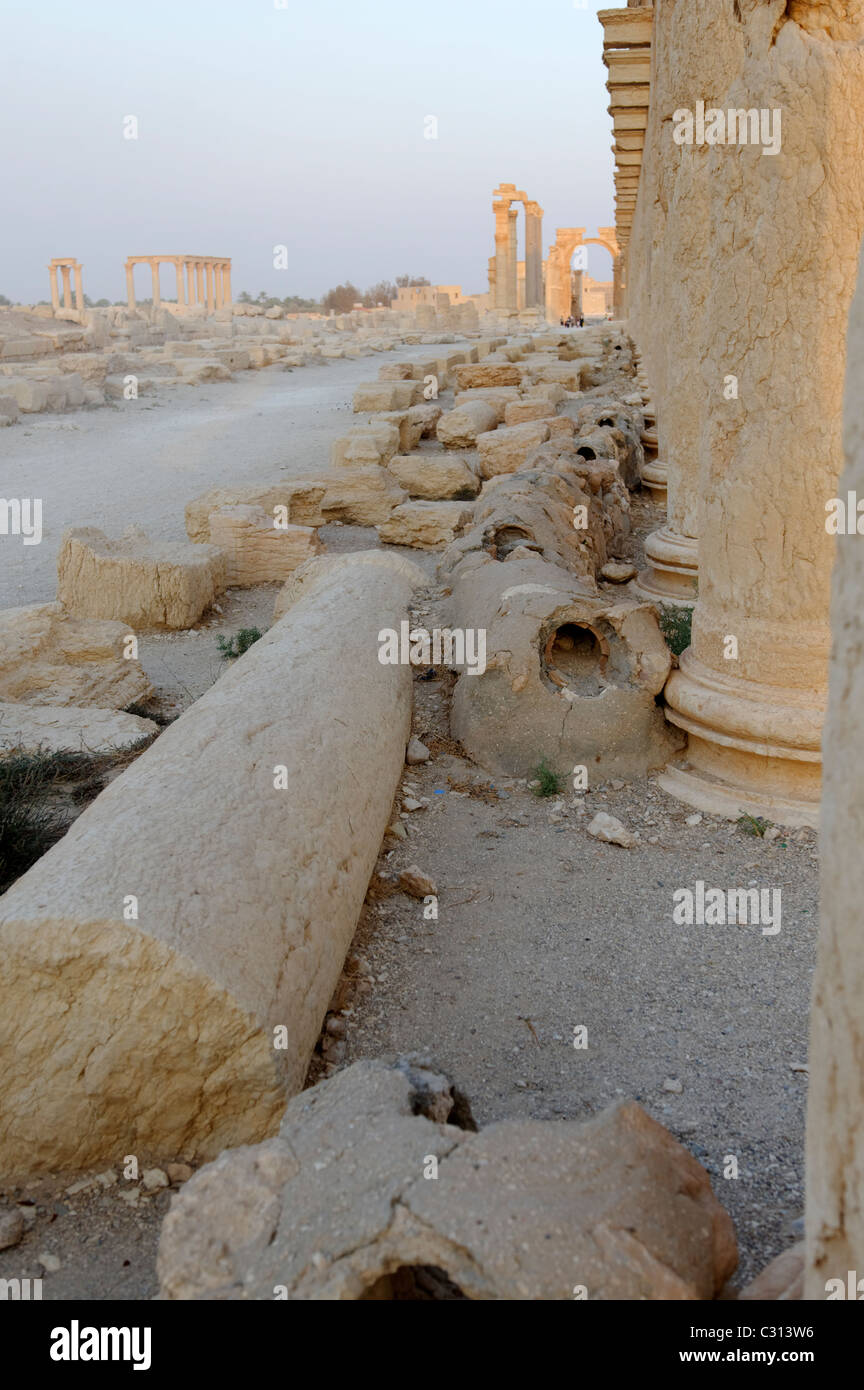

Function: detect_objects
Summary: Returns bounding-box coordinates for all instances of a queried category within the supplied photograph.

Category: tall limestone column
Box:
[806,233,864,1301]
[222,262,232,306]
[493,200,510,312]
[506,208,519,311]
[631,0,746,609]
[525,201,543,309]
[660,0,864,828]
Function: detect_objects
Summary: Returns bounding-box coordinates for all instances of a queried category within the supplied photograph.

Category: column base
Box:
[633,523,697,605]
[658,650,822,828]
[639,462,668,506]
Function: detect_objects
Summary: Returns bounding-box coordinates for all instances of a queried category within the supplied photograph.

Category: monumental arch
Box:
[544,227,620,322]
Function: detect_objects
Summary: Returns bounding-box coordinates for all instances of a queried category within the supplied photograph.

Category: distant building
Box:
[582,276,615,317]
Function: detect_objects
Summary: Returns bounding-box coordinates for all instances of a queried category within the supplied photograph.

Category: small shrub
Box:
[532,758,563,798]
[217,627,263,660]
[737,812,771,838]
[658,604,693,657]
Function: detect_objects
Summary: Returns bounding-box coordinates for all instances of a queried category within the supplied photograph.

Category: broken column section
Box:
[0,553,425,1178]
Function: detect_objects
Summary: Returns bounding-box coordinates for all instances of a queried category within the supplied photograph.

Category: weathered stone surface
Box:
[156,1060,736,1300]
[740,1244,804,1302]
[387,453,479,501]
[476,420,552,479]
[448,553,681,780]
[208,506,322,585]
[0,556,425,1178]
[378,501,473,550]
[57,526,226,631]
[272,551,427,623]
[187,470,406,534]
[436,400,500,449]
[504,398,557,426]
[353,381,423,412]
[807,237,864,1297]
[0,702,158,756]
[453,387,520,425]
[0,602,151,709]
[453,363,522,389]
[331,421,401,468]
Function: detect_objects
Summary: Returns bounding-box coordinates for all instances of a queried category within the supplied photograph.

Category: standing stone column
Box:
[175,258,186,307]
[49,264,60,313]
[222,262,232,306]
[73,263,84,312]
[659,0,864,829]
[205,262,214,313]
[125,262,136,311]
[151,260,161,308]
[187,263,196,305]
[806,236,864,1299]
[493,201,510,313]
[506,208,519,312]
[196,262,205,305]
[60,264,72,311]
[525,202,543,309]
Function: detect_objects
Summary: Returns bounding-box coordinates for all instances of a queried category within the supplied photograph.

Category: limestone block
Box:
[376,410,425,454]
[530,363,585,392]
[187,482,328,541]
[156,1061,736,1300]
[214,347,252,372]
[454,364,522,389]
[378,501,474,549]
[331,421,401,468]
[448,552,681,780]
[504,399,558,426]
[0,702,158,757]
[175,360,232,385]
[0,556,425,1178]
[3,377,50,412]
[527,383,567,407]
[406,401,442,438]
[377,363,415,381]
[453,387,520,425]
[57,526,226,631]
[437,400,500,449]
[58,354,108,385]
[0,394,20,423]
[321,468,408,526]
[208,506,322,585]
[0,602,152,709]
[352,381,423,412]
[387,453,480,501]
[476,420,552,479]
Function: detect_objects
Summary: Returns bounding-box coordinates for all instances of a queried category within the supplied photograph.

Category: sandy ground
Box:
[0,344,438,610]
[0,353,816,1299]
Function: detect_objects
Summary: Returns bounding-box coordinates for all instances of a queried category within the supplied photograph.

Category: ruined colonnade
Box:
[125,255,232,313]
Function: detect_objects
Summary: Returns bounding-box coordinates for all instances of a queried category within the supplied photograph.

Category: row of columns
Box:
[125,256,232,313]
[48,258,84,314]
[491,185,544,313]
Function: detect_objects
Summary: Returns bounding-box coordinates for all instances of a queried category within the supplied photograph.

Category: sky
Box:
[1,0,618,304]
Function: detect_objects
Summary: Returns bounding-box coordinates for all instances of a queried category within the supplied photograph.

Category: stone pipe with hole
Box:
[0,551,426,1178]
[446,552,683,781]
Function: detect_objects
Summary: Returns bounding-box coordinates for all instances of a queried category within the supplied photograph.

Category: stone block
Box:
[0,602,152,709]
[454,364,522,389]
[476,420,552,479]
[0,702,158,757]
[387,453,480,501]
[331,421,401,468]
[57,526,226,631]
[453,387,520,424]
[378,500,473,549]
[353,381,423,412]
[504,399,557,426]
[436,400,500,449]
[208,506,322,585]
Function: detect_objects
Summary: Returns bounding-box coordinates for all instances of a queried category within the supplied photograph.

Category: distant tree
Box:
[95,298,110,307]
[322,282,362,314]
[238,290,253,303]
[362,280,397,308]
[395,274,430,288]
[281,294,321,312]
[0,294,12,306]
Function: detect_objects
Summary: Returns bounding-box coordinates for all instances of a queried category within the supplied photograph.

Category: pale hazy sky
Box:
[2,0,618,304]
